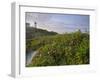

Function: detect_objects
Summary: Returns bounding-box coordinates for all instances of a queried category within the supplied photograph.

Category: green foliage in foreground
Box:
[26,31,89,67]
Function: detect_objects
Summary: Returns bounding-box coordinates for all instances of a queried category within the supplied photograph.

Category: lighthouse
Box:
[34,21,37,28]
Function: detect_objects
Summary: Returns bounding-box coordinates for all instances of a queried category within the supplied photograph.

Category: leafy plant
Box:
[26,29,89,67]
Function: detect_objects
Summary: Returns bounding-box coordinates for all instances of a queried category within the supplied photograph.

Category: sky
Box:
[26,12,89,34]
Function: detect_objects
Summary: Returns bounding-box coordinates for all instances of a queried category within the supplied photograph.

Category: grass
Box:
[26,30,89,67]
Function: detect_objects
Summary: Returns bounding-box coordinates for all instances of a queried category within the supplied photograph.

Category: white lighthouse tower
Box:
[34,21,37,28]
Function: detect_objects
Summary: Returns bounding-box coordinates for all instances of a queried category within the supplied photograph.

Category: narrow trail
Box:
[26,51,38,65]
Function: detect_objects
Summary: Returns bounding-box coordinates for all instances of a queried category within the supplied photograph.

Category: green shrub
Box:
[27,31,89,66]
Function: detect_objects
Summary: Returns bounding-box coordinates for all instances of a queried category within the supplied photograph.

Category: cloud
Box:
[26,12,89,33]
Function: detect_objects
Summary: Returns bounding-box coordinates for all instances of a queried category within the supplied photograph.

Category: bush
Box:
[27,31,89,66]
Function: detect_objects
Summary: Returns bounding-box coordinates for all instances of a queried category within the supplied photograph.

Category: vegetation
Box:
[26,26,89,67]
[26,27,57,39]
